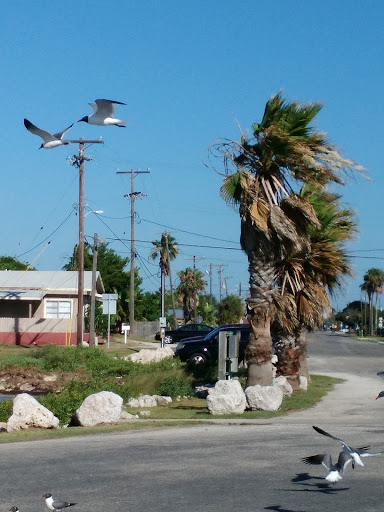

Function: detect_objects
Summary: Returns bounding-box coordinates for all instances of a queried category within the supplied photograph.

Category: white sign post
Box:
[102,294,118,348]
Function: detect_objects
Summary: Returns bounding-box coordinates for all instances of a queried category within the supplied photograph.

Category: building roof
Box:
[0,271,104,295]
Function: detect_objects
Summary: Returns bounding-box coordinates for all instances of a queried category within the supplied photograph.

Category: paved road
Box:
[2,332,384,512]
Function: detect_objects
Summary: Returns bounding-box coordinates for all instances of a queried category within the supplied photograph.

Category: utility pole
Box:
[209,263,227,302]
[70,138,104,347]
[186,256,205,322]
[89,233,98,347]
[117,169,149,337]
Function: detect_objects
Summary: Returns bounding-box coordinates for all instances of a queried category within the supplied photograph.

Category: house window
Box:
[45,300,72,319]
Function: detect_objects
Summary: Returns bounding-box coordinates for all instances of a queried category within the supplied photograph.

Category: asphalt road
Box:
[2,332,384,512]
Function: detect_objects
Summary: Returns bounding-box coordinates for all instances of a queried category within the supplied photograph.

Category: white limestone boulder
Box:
[206,379,247,415]
[7,393,59,432]
[127,394,172,408]
[273,375,293,396]
[245,384,284,411]
[75,391,123,427]
[126,347,174,364]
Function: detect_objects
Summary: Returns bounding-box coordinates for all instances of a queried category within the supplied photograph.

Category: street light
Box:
[85,209,104,217]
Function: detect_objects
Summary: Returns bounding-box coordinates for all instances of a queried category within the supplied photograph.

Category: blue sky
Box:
[2,1,384,309]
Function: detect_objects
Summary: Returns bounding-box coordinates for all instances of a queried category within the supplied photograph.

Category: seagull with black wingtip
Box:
[312,425,381,468]
[302,449,353,483]
[42,493,77,512]
[77,99,128,127]
[24,119,73,149]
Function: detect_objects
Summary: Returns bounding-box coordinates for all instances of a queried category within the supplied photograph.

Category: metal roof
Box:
[0,271,104,294]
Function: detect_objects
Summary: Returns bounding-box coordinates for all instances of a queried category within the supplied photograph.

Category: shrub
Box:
[0,400,13,422]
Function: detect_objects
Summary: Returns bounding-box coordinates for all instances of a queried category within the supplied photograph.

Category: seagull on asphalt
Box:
[375,372,384,399]
[302,450,352,483]
[42,493,77,512]
[9,507,19,512]
[312,425,379,468]
[77,99,128,127]
[24,119,73,149]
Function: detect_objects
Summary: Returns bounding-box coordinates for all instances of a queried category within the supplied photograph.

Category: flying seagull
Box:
[302,450,352,483]
[24,119,73,149]
[375,372,384,399]
[77,99,128,127]
[312,425,378,468]
[42,493,77,512]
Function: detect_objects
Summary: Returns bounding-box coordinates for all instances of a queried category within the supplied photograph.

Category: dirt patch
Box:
[0,369,79,394]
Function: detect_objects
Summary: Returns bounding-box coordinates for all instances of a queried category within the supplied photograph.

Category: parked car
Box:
[155,323,214,344]
[174,324,251,363]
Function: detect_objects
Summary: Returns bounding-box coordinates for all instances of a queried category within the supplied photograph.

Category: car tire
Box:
[188,353,207,364]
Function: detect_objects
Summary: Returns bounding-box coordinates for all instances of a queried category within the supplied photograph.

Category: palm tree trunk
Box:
[369,292,374,336]
[245,252,275,387]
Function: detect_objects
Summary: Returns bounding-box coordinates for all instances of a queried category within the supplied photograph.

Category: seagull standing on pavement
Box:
[77,99,128,127]
[302,450,352,483]
[9,507,19,512]
[312,425,378,468]
[24,119,73,149]
[42,493,77,512]
[375,372,384,399]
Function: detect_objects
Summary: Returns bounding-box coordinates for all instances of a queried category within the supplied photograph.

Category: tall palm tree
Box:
[151,233,179,326]
[360,268,384,335]
[210,93,363,386]
[176,267,207,322]
[273,185,357,388]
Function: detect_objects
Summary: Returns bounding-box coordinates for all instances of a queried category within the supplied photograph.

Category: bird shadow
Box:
[289,482,349,495]
[291,472,323,483]
[265,506,308,512]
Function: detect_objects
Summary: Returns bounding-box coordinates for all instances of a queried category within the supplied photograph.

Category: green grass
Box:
[125,374,343,420]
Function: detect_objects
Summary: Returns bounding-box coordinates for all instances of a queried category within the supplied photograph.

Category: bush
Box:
[0,400,13,422]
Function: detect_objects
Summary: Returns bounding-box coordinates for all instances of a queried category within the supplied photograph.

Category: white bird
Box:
[42,493,77,512]
[24,119,73,149]
[302,450,352,483]
[77,99,128,127]
[9,507,19,512]
[312,425,380,468]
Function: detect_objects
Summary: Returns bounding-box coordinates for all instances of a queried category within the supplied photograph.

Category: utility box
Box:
[218,331,240,380]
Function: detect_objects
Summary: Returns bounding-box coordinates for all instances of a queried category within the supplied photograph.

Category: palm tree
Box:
[151,233,179,326]
[176,267,207,322]
[274,185,357,388]
[210,93,363,386]
[360,268,384,336]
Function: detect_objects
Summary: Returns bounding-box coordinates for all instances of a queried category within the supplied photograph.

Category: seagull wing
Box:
[95,98,126,118]
[53,124,73,140]
[88,102,98,113]
[336,450,352,474]
[302,453,331,471]
[358,447,382,458]
[52,498,76,510]
[312,425,354,454]
[377,372,384,380]
[24,119,56,143]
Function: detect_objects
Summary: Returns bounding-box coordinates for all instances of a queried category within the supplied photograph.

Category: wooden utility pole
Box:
[117,169,149,336]
[70,138,104,347]
[89,233,98,347]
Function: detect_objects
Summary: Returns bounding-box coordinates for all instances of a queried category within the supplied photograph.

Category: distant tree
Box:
[335,301,363,330]
[176,267,207,322]
[216,295,244,325]
[197,294,218,325]
[135,291,161,321]
[0,255,31,270]
[360,268,384,335]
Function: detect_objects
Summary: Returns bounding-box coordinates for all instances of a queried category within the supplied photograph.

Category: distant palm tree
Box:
[361,268,384,335]
[176,267,207,322]
[210,92,364,386]
[151,233,178,325]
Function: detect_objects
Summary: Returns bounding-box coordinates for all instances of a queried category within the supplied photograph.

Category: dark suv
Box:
[174,324,250,363]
